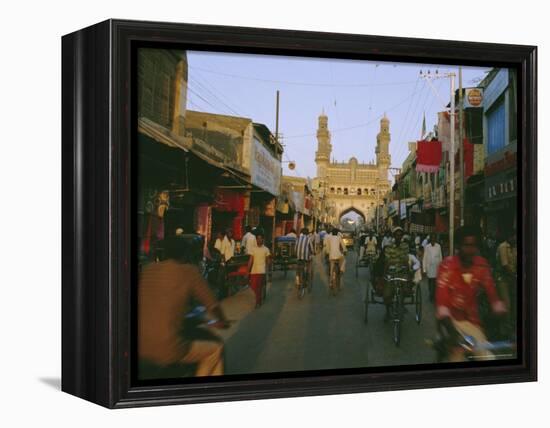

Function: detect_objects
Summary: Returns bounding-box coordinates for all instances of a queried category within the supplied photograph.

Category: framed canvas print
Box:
[62,19,537,408]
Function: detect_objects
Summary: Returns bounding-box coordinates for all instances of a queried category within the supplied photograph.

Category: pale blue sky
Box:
[187,51,491,180]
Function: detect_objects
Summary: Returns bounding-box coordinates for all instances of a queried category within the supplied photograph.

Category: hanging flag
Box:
[421,112,426,139]
[416,139,442,173]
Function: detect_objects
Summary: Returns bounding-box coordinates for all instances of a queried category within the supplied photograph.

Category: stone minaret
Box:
[376,114,391,180]
[315,112,332,179]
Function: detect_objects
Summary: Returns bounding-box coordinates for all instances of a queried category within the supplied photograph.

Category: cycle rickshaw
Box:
[225,254,251,296]
[355,250,378,277]
[271,236,297,278]
[364,264,423,346]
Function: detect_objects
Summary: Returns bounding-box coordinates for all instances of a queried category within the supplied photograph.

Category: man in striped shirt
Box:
[296,228,315,288]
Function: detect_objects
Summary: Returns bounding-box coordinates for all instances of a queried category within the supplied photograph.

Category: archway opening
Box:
[339,207,365,231]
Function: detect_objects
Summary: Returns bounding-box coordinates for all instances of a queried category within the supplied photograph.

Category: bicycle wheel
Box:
[330,268,337,296]
[393,292,403,346]
[364,286,369,324]
[415,283,422,324]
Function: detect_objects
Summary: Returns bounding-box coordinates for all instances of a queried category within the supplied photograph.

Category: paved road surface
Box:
[225,251,437,375]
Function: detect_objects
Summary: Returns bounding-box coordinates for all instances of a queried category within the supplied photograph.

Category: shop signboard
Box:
[464,87,484,108]
[251,138,281,196]
[400,201,407,220]
[485,168,516,202]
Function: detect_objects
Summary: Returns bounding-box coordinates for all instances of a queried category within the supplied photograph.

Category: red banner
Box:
[416,140,442,173]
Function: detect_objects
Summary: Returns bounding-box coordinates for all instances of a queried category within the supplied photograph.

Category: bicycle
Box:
[384,266,410,346]
[329,258,342,296]
[296,259,311,299]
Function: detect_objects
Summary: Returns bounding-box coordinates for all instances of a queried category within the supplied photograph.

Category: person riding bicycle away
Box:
[435,225,507,362]
[325,227,347,290]
[383,227,410,321]
[296,228,315,289]
[247,230,271,308]
[358,229,368,258]
[138,235,230,377]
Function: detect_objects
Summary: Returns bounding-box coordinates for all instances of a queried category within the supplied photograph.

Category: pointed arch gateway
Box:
[339,206,366,226]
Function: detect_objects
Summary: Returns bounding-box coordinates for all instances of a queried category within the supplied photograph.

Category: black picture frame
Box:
[61,19,537,408]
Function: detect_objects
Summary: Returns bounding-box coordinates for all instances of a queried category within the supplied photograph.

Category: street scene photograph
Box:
[136,47,518,381]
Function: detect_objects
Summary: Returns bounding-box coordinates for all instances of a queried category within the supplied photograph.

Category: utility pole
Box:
[275,90,280,142]
[273,90,280,252]
[449,73,456,256]
[459,67,465,227]
[421,69,457,256]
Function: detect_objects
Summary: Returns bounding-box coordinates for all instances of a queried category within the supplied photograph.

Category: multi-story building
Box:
[314,112,392,226]
[481,68,517,238]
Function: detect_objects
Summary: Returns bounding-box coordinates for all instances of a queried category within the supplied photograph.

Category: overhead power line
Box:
[189,65,417,88]
[283,84,426,140]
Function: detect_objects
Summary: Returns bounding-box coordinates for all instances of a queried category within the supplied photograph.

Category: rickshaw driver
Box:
[364,231,378,259]
[383,227,410,321]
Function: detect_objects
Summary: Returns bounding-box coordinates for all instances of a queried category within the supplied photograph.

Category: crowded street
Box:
[226,250,436,375]
[135,47,519,380]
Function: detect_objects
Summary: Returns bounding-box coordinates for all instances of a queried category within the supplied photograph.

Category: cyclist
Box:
[296,228,315,291]
[436,225,507,361]
[138,235,230,377]
[325,227,347,291]
[383,227,410,321]
[363,230,378,260]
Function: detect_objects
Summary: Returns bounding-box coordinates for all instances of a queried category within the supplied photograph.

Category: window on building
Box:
[357,189,362,195]
[486,98,506,155]
[330,187,335,193]
[365,188,369,195]
[344,188,348,195]
[337,188,342,194]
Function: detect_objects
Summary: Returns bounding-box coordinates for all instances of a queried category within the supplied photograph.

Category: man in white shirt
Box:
[381,231,394,250]
[241,225,257,255]
[422,234,442,302]
[421,235,430,248]
[363,231,378,259]
[325,228,347,289]
[286,229,297,238]
[224,229,235,262]
[214,230,234,262]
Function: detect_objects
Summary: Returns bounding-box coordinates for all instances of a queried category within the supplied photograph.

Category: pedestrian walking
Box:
[423,234,442,303]
[495,232,517,335]
[247,231,271,308]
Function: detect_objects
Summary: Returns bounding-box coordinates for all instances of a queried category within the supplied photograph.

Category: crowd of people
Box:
[137,220,517,378]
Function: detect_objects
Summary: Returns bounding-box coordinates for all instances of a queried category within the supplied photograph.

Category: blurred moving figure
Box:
[435,226,507,362]
[139,235,230,377]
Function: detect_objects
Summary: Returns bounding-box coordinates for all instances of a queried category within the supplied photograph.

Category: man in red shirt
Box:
[436,226,506,362]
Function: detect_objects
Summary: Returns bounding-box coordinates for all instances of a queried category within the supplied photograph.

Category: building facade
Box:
[314,113,392,225]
